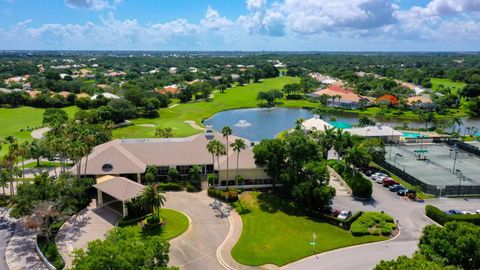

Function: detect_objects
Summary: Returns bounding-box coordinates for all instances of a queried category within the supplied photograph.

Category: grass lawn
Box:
[22,161,70,169]
[0,106,78,157]
[430,78,466,93]
[113,77,305,139]
[119,208,189,241]
[231,192,387,266]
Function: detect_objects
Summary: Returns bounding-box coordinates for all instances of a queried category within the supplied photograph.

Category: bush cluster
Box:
[207,189,239,202]
[351,212,396,236]
[425,205,480,226]
[157,182,184,191]
[321,211,364,230]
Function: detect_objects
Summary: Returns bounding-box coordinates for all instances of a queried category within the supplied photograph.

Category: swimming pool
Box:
[329,121,353,129]
[402,132,423,139]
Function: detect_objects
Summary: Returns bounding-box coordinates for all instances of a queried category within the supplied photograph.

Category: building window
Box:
[101,163,113,172]
[158,166,169,176]
[176,166,190,175]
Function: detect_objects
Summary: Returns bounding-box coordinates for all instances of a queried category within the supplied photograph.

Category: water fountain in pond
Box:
[234,120,251,127]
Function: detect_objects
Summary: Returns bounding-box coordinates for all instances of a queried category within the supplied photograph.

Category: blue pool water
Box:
[329,121,353,129]
[402,132,423,139]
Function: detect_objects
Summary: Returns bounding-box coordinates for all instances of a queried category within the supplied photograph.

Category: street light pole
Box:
[456,169,463,197]
[452,149,458,174]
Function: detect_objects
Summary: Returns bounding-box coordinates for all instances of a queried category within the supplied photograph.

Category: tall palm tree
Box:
[314,127,336,159]
[206,140,217,175]
[230,139,247,187]
[138,184,166,221]
[214,141,227,187]
[19,141,30,179]
[344,145,371,176]
[332,129,344,161]
[3,137,19,196]
[221,126,232,187]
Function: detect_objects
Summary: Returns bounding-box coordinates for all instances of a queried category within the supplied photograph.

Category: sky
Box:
[0,0,479,51]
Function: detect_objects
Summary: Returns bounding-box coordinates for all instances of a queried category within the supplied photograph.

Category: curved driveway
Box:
[164,191,230,270]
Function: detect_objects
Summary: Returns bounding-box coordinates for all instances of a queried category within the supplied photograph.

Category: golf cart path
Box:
[31,127,51,139]
[184,120,205,131]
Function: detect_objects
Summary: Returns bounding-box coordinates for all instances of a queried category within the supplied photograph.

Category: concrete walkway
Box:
[4,210,48,270]
[31,127,51,139]
[0,208,15,270]
[56,200,122,269]
[184,120,205,131]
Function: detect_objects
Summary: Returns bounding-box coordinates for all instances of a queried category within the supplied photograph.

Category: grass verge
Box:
[231,191,387,266]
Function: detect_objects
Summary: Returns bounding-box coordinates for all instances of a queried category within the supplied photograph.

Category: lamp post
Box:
[456,169,463,197]
[452,148,459,174]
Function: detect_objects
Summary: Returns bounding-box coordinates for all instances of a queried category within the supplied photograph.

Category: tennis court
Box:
[385,144,480,187]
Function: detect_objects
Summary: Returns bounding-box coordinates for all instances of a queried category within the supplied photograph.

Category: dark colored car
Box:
[389,184,405,192]
[383,178,399,187]
[444,209,463,215]
[397,188,409,196]
[406,190,417,199]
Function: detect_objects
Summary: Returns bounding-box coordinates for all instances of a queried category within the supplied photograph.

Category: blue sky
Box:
[0,0,479,51]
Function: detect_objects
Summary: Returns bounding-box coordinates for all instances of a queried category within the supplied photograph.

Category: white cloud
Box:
[64,0,123,10]
[410,0,480,17]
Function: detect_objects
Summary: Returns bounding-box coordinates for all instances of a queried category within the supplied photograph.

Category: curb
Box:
[280,223,403,269]
[216,213,237,270]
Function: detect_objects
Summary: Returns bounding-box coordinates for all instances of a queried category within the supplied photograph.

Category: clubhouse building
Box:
[70,132,271,187]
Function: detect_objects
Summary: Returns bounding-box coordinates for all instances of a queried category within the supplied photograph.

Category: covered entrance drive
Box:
[93,175,145,217]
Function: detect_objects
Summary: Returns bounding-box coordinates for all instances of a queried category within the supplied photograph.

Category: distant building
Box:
[156,84,180,95]
[308,84,369,110]
[92,93,120,100]
[105,71,127,77]
[169,67,178,74]
[407,95,434,109]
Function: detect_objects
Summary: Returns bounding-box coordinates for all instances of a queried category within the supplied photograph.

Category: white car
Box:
[371,173,387,181]
[462,210,475,215]
[376,176,391,184]
[476,210,480,214]
[337,211,352,220]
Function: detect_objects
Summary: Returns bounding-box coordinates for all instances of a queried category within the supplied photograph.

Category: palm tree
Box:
[19,141,30,179]
[332,129,344,161]
[295,118,304,130]
[138,184,166,221]
[230,139,247,187]
[215,141,227,187]
[314,127,336,159]
[3,137,19,196]
[221,126,232,187]
[206,140,217,176]
[344,145,371,176]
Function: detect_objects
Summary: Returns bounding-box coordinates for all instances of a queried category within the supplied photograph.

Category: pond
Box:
[203,108,480,142]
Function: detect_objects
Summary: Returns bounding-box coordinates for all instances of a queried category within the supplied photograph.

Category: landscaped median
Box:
[230,191,394,267]
[425,205,480,226]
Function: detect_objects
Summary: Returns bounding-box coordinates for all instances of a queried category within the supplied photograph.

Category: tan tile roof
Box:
[407,96,432,104]
[70,133,249,176]
[93,176,145,201]
[217,147,261,170]
[312,84,362,103]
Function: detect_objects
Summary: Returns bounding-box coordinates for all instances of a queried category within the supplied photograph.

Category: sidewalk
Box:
[4,211,48,270]
[56,200,122,269]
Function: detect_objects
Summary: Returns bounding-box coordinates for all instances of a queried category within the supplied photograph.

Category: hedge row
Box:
[351,211,396,236]
[207,189,239,202]
[158,182,184,191]
[425,205,480,226]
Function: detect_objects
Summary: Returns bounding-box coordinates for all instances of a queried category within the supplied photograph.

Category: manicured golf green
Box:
[231,192,387,266]
[113,76,308,139]
[120,208,189,241]
[0,106,78,157]
[430,78,466,93]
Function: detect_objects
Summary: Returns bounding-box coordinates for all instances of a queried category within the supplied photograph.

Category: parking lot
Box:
[385,144,480,187]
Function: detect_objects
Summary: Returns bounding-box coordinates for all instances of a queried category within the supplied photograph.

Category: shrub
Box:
[351,212,396,236]
[207,188,238,202]
[158,182,183,191]
[321,211,364,230]
[425,205,480,225]
[347,174,373,198]
[186,182,200,193]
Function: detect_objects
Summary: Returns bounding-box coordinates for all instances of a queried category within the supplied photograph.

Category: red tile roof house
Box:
[309,84,370,109]
[156,84,180,95]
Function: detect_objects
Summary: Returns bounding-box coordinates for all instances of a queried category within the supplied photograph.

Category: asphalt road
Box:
[0,208,15,270]
[164,191,231,270]
[284,177,480,270]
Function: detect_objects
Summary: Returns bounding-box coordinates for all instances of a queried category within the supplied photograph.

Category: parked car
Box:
[364,169,375,176]
[389,184,405,192]
[371,173,388,181]
[383,178,399,187]
[476,209,480,214]
[444,209,463,215]
[462,210,476,215]
[337,210,352,220]
[397,188,409,196]
[406,190,417,199]
[329,209,341,217]
[377,176,391,184]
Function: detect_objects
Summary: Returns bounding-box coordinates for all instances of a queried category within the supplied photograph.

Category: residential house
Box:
[156,84,180,95]
[407,95,434,109]
[309,84,368,109]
